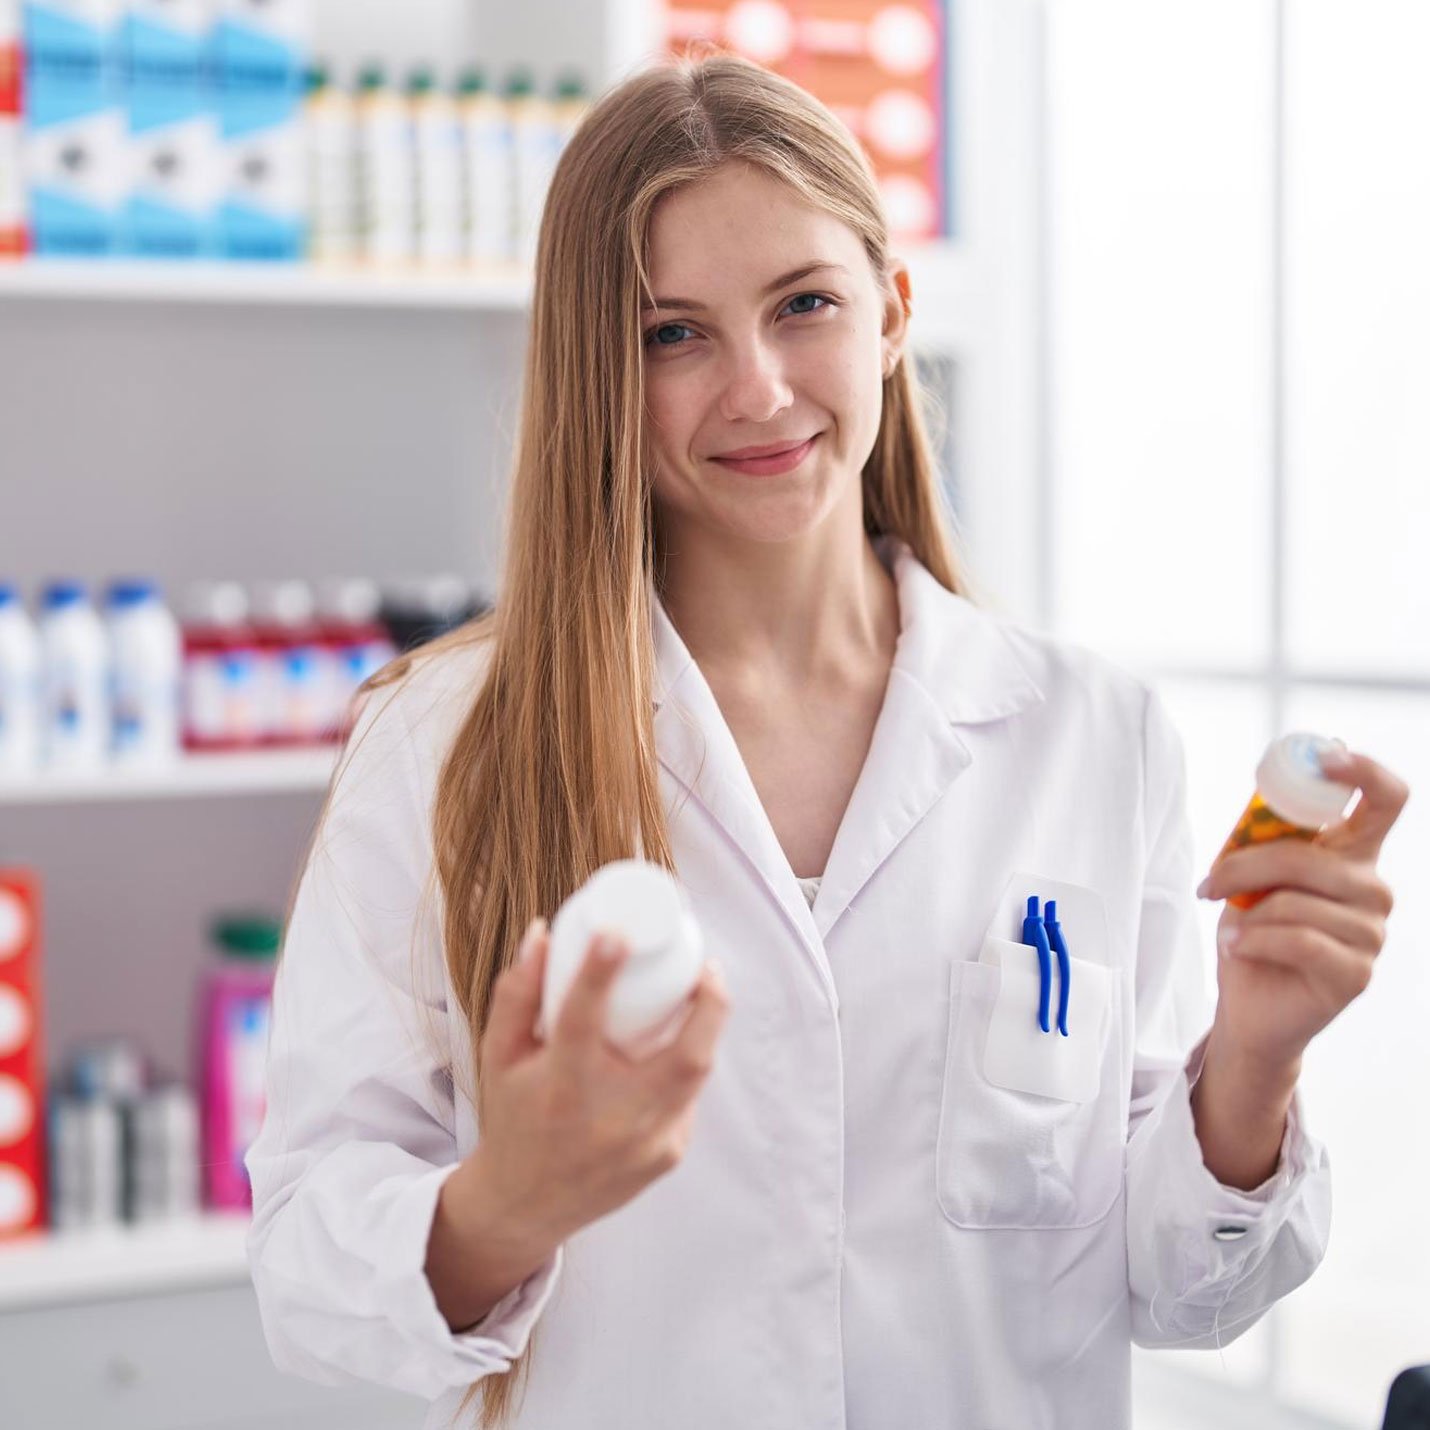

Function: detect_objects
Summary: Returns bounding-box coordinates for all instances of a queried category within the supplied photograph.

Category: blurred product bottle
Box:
[316,577,397,740]
[129,1080,199,1223]
[505,66,556,268]
[457,64,511,267]
[37,580,108,771]
[354,60,414,266]
[250,578,328,745]
[104,578,181,766]
[181,580,263,752]
[408,63,461,267]
[303,60,356,264]
[0,583,41,772]
[378,573,486,654]
[60,1036,143,1225]
[198,914,278,1211]
[68,1034,146,1102]
[49,1091,123,1230]
[551,70,588,164]
[0,0,24,259]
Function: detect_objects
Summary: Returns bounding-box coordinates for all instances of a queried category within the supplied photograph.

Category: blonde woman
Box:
[245,50,1407,1430]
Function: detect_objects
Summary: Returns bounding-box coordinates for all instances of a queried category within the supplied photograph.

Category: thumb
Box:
[482,917,549,1070]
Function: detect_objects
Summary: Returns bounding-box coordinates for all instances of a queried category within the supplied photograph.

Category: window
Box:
[1046,2,1428,1426]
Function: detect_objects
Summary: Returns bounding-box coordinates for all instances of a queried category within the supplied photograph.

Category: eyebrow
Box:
[641,261,851,313]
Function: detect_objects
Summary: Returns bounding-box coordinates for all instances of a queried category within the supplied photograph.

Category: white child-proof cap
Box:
[540,859,704,1052]
[1257,732,1358,830]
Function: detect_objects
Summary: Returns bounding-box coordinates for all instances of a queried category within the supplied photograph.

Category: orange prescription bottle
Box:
[1213,732,1357,910]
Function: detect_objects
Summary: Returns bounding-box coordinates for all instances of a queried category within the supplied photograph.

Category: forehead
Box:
[644,164,866,296]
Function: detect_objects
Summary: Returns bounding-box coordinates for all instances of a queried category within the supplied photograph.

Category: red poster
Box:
[665,1,950,242]
[0,870,46,1238]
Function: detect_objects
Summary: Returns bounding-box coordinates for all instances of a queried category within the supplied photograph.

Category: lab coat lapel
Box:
[811,537,1047,939]
[650,594,829,979]
[646,536,1048,960]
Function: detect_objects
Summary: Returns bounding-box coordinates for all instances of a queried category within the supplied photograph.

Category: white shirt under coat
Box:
[245,534,1332,1429]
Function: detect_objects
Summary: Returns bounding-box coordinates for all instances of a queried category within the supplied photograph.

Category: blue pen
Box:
[1021,895,1053,1034]
[1044,899,1071,1037]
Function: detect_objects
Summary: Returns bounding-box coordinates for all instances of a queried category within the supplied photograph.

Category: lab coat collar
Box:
[647,534,1046,967]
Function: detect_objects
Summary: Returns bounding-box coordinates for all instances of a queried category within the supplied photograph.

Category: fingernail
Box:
[519,918,544,961]
[707,957,726,987]
[1196,876,1210,899]
[1219,926,1242,955]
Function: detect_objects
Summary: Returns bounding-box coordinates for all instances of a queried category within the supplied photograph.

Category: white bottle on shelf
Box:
[304,60,358,265]
[104,578,182,767]
[408,64,462,268]
[0,583,41,773]
[457,65,512,268]
[539,860,707,1060]
[505,67,556,269]
[38,580,109,772]
[354,60,415,267]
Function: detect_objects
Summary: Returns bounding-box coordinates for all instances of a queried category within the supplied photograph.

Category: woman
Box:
[245,51,1408,1430]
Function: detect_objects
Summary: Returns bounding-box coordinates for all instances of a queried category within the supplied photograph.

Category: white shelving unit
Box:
[0,244,978,354]
[0,7,1042,1428]
[0,749,339,806]
[0,259,532,312]
[0,1213,251,1313]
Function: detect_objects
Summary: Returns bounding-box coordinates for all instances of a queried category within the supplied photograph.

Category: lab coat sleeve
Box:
[244,678,564,1399]
[1124,683,1332,1349]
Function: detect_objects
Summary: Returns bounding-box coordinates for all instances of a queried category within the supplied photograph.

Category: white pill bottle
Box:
[538,860,706,1059]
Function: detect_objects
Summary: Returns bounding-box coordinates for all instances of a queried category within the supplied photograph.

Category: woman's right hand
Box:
[463,917,731,1248]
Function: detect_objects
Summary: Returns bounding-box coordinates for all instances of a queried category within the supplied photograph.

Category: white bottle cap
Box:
[1256,732,1357,829]
[253,580,316,628]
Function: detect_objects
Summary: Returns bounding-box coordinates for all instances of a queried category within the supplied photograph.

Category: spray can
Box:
[303,61,357,264]
[505,67,555,269]
[457,64,510,267]
[354,60,414,266]
[408,64,461,266]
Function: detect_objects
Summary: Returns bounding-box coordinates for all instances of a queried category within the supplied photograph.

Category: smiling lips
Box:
[710,434,820,475]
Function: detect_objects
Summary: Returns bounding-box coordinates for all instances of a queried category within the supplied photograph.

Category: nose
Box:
[718,334,794,426]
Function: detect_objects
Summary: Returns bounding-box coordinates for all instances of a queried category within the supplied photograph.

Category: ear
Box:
[880,257,913,379]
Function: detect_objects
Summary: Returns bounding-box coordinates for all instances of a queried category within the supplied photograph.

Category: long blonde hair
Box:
[359,45,974,1429]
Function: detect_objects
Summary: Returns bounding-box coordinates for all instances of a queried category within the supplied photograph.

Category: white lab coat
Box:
[246,534,1332,1430]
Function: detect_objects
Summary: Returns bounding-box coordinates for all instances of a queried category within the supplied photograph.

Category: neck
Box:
[657,508,900,694]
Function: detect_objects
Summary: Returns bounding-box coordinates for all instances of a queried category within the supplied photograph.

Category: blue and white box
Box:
[22,0,124,255]
[120,0,217,258]
[212,0,306,260]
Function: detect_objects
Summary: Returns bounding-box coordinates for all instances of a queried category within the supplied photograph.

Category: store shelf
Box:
[0,243,977,348]
[0,259,533,311]
[0,748,339,806]
[0,1212,252,1312]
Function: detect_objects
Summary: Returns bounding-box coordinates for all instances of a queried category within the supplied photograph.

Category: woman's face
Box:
[641,162,910,549]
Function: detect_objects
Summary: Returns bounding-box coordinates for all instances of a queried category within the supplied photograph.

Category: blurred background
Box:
[0,1,1424,1427]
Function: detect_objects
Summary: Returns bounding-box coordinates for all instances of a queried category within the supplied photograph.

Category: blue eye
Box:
[642,293,834,350]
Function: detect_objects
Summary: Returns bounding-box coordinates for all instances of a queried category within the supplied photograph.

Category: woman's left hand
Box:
[1195,747,1411,1073]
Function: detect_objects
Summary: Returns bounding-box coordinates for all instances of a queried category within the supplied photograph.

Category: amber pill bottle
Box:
[1213,733,1357,910]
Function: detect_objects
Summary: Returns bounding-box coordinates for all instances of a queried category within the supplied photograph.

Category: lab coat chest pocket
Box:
[935,876,1126,1231]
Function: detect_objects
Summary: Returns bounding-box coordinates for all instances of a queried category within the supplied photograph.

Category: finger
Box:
[1232,888,1387,955]
[482,918,549,1069]
[552,932,630,1054]
[1227,924,1375,1004]
[1201,839,1360,906]
[1314,749,1411,859]
[640,961,730,1104]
